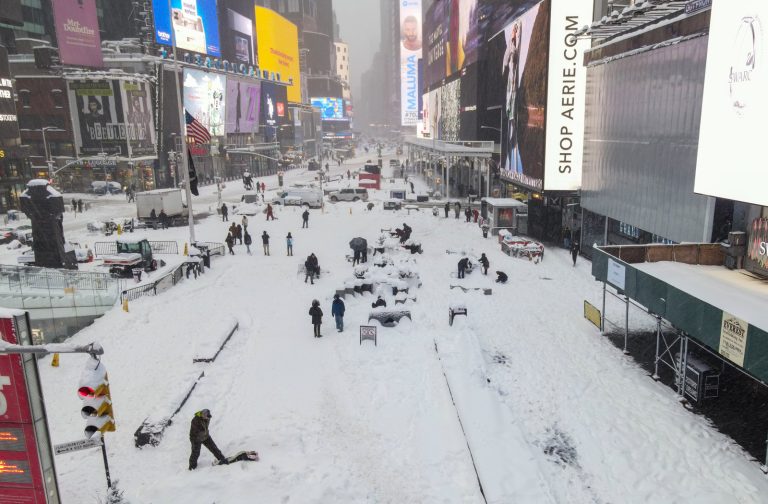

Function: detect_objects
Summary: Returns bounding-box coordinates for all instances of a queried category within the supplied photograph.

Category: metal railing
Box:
[192,242,225,256]
[94,241,180,256]
[120,264,185,303]
[0,264,113,291]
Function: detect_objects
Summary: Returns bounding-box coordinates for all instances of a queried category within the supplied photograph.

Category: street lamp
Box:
[37,126,63,180]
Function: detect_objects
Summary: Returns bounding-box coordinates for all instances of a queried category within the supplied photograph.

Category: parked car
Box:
[91,181,122,195]
[328,188,369,202]
[271,188,323,208]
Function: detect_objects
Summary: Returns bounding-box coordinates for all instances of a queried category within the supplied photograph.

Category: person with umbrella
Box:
[349,237,368,266]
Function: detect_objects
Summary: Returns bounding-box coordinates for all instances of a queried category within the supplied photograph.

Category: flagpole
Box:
[168,0,196,243]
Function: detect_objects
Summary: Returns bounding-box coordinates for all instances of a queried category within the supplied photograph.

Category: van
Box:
[328,188,369,202]
[272,188,323,208]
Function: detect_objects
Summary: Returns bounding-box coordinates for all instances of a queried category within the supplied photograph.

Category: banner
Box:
[225,77,260,134]
[52,0,103,67]
[254,6,301,103]
[183,68,226,137]
[543,0,592,191]
[68,80,127,157]
[152,0,221,57]
[121,81,157,157]
[400,0,422,126]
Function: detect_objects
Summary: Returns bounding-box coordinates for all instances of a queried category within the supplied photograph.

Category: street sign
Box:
[54,438,102,455]
[359,326,377,346]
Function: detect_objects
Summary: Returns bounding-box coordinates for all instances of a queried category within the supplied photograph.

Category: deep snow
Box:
[20,156,768,503]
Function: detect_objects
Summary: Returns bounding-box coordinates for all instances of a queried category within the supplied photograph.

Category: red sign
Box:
[276,102,285,117]
[0,314,56,503]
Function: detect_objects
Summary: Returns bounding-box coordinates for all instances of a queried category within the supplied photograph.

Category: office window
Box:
[51,89,65,108]
[19,89,31,108]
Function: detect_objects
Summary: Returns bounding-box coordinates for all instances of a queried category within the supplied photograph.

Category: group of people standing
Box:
[223,215,294,257]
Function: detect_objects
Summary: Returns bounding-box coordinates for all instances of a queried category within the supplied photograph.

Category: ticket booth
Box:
[481,198,528,235]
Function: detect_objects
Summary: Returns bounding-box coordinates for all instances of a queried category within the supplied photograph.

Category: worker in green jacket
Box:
[189,409,227,469]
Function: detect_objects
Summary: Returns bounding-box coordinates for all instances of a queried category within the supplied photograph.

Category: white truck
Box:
[135,189,187,227]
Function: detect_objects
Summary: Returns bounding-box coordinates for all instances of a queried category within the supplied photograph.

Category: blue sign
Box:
[311,97,345,121]
[152,0,221,57]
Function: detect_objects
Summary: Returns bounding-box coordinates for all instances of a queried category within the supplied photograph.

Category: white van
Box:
[272,188,323,208]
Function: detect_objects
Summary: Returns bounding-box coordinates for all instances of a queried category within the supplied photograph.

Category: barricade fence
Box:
[94,241,180,257]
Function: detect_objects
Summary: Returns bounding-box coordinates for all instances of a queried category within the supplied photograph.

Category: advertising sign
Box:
[254,6,301,103]
[225,77,260,134]
[0,313,60,502]
[719,312,749,367]
[0,56,20,143]
[424,1,448,89]
[311,97,344,121]
[607,258,626,291]
[121,81,157,157]
[183,69,226,137]
[68,80,128,157]
[400,0,422,126]
[52,0,103,67]
[492,0,548,190]
[261,81,287,128]
[748,218,768,270]
[440,78,461,141]
[695,0,768,206]
[543,0,592,191]
[152,0,221,57]
[221,0,255,66]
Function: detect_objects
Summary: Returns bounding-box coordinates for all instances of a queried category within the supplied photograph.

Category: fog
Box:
[333,0,381,108]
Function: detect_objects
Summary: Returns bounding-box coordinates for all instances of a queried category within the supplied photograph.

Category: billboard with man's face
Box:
[400,0,422,126]
[153,0,222,57]
[255,6,301,103]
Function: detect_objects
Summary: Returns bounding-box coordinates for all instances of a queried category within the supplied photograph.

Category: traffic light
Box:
[78,356,115,439]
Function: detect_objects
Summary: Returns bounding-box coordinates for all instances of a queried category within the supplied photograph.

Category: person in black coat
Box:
[225,232,235,255]
[262,231,270,255]
[571,241,579,266]
[444,202,450,218]
[495,271,508,283]
[479,253,489,275]
[309,299,323,338]
[457,257,470,278]
[159,209,168,229]
[352,249,361,266]
[189,409,227,469]
[465,208,472,222]
[371,296,387,308]
[302,209,310,228]
[221,203,228,222]
[244,231,252,255]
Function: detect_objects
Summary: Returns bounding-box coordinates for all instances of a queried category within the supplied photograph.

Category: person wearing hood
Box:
[189,409,227,469]
[262,231,270,255]
[244,230,252,255]
[479,253,490,275]
[331,294,345,332]
[309,299,323,338]
[495,271,508,284]
[286,232,294,256]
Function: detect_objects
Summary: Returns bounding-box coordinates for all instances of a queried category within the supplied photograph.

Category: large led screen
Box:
[695,0,768,206]
[261,81,287,127]
[400,0,422,126]
[255,6,301,103]
[183,68,226,137]
[311,97,345,121]
[221,0,255,66]
[153,0,221,57]
[225,77,260,134]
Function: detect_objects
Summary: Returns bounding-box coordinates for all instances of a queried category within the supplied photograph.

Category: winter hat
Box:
[287,232,292,238]
[201,409,212,419]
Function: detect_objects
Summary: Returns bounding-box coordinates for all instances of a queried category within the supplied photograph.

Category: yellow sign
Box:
[0,149,5,158]
[254,7,301,103]
[719,311,748,367]
[583,300,602,330]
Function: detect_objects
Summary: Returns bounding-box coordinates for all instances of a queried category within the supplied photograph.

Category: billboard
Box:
[0,50,19,143]
[487,0,548,191]
[400,0,422,126]
[152,0,221,57]
[311,97,344,121]
[122,81,157,157]
[255,6,301,103]
[183,68,226,137]
[261,81,287,128]
[440,78,461,141]
[543,0,592,191]
[424,1,448,89]
[695,0,768,206]
[52,0,103,67]
[220,0,255,66]
[225,77,260,134]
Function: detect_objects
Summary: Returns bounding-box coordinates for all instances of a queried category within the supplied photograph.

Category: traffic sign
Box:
[54,438,102,455]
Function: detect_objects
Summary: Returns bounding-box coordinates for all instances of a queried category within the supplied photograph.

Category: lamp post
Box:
[38,126,62,180]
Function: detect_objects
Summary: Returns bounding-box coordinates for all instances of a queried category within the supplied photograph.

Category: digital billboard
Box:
[225,77,260,134]
[255,6,301,103]
[0,49,20,143]
[311,97,344,121]
[440,77,461,141]
[543,0,592,191]
[487,0,548,191]
[424,0,448,89]
[153,0,221,57]
[68,79,157,158]
[400,0,422,126]
[220,0,255,66]
[183,69,226,137]
[52,0,103,67]
[261,81,287,128]
[695,0,768,206]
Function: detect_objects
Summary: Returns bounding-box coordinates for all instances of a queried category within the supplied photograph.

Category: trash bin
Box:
[132,269,142,283]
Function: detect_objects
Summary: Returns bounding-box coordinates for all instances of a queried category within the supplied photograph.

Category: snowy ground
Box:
[27,155,768,503]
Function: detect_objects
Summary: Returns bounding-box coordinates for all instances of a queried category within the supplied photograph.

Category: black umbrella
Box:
[349,237,368,251]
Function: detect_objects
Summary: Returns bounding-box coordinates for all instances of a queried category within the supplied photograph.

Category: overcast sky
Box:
[333,0,381,104]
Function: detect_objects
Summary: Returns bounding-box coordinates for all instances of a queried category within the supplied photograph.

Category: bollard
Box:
[183,243,189,256]
[122,299,129,312]
[51,353,59,367]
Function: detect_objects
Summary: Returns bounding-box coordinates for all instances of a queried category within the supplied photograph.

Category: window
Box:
[51,89,64,108]
[19,89,31,108]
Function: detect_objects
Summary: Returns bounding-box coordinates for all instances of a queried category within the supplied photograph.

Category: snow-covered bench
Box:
[368,308,412,327]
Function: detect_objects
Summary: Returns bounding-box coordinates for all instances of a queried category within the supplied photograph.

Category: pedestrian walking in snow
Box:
[479,253,489,275]
[229,223,237,240]
[302,209,309,228]
[495,271,508,284]
[571,241,579,266]
[332,294,345,332]
[236,224,243,244]
[472,209,479,223]
[244,231,252,255]
[225,233,235,255]
[465,208,472,222]
[77,199,84,213]
[352,249,361,266]
[457,257,470,279]
[221,203,229,222]
[361,246,368,263]
[347,169,351,179]
[286,232,293,256]
[159,210,169,229]
[262,231,270,255]
[189,409,227,469]
[444,202,450,218]
[261,182,266,193]
[304,256,315,284]
[71,199,77,213]
[454,202,461,219]
[309,300,323,338]
[241,215,248,232]
[266,204,275,221]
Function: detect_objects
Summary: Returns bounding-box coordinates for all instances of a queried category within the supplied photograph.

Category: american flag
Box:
[185,110,211,145]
